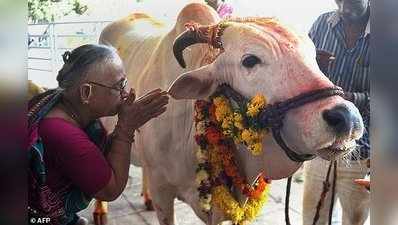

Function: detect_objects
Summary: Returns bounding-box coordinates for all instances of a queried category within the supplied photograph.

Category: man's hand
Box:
[354,178,370,191]
[343,92,355,102]
[354,159,370,191]
[316,50,335,73]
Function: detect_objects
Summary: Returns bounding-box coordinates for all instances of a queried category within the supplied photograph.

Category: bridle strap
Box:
[258,86,344,162]
[214,84,345,162]
[272,129,316,162]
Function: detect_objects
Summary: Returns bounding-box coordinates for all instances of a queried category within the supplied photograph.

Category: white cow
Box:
[99,3,364,225]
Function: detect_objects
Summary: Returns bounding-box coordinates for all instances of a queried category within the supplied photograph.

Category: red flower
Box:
[194,134,202,144]
[206,127,222,144]
[224,163,237,176]
[195,100,209,112]
[247,176,267,199]
[208,104,217,122]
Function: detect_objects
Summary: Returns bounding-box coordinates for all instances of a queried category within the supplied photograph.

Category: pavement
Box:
[79,165,368,225]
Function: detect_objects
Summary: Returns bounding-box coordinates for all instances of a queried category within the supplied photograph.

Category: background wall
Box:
[28,0,337,88]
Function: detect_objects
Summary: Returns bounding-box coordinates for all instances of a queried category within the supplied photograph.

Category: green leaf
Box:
[28,0,88,24]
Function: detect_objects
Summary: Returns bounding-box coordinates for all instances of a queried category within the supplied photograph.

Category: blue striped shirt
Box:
[309,11,370,159]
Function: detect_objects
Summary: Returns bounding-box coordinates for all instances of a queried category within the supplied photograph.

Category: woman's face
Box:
[85,56,129,117]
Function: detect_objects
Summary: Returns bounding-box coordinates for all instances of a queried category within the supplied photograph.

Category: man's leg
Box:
[336,160,370,225]
[303,158,337,225]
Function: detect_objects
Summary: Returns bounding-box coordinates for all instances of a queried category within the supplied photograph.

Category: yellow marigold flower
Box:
[234,132,243,142]
[214,96,233,121]
[249,143,263,155]
[215,106,231,122]
[201,202,211,211]
[252,94,266,106]
[196,111,204,120]
[223,129,233,137]
[210,148,223,176]
[246,108,257,117]
[199,194,212,211]
[247,94,266,117]
[196,169,209,185]
[244,189,269,220]
[221,116,233,129]
[233,113,244,130]
[241,129,259,144]
[212,186,244,224]
[204,193,212,202]
[241,129,251,143]
[196,149,208,163]
[213,96,226,106]
[196,121,207,134]
[241,129,264,154]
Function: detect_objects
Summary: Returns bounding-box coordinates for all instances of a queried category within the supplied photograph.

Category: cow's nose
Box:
[322,104,355,135]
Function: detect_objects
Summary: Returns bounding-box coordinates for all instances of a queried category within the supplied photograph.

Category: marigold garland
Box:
[212,95,267,155]
[212,185,269,224]
[194,91,272,225]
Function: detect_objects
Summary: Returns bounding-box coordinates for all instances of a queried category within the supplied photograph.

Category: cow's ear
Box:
[168,65,216,100]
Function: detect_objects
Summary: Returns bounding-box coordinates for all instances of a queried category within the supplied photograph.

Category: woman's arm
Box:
[94,136,132,201]
[94,88,168,201]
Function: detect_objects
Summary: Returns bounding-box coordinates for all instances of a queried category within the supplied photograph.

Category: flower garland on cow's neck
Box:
[194,90,272,225]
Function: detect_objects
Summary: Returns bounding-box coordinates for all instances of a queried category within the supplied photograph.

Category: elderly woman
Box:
[28,44,169,225]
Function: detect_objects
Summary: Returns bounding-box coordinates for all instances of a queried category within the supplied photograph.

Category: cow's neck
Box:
[261,134,302,179]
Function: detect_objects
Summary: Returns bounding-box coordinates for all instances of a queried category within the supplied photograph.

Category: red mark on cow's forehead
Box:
[224,17,299,45]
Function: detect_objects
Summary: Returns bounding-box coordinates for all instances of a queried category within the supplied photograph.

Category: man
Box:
[302,0,370,225]
[205,0,233,18]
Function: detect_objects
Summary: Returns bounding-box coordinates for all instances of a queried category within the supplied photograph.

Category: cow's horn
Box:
[173,26,211,68]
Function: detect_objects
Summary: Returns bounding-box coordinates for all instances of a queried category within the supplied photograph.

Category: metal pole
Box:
[49,23,56,75]
[53,23,59,74]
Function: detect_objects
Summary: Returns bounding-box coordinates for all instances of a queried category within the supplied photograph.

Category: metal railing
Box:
[28,20,112,75]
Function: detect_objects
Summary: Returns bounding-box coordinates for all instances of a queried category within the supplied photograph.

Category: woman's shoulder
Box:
[38,117,105,162]
[38,117,91,147]
[39,117,83,133]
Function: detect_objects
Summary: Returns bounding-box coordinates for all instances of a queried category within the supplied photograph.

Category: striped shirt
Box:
[309,11,370,159]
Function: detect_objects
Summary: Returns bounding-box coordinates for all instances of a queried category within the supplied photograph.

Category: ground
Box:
[79,165,367,225]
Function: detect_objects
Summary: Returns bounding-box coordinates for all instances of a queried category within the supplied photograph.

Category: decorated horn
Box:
[173,24,212,68]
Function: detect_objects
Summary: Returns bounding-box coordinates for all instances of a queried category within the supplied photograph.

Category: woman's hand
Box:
[114,88,169,143]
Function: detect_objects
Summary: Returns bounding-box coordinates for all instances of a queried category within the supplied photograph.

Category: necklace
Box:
[60,98,85,128]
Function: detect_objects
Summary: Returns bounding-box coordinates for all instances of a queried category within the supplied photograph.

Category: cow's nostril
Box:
[322,105,353,135]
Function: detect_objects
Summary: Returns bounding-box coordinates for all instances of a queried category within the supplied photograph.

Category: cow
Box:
[98,3,364,225]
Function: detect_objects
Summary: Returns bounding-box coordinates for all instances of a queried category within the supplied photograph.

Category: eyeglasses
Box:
[88,78,128,95]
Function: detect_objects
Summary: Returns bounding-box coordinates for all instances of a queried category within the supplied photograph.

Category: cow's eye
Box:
[242,55,261,68]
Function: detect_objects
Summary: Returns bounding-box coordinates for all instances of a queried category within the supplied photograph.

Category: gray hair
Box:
[56,44,119,89]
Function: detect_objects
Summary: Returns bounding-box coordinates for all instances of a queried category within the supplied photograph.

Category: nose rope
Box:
[214,84,345,162]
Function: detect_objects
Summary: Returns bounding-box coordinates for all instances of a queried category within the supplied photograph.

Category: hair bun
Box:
[62,51,71,63]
